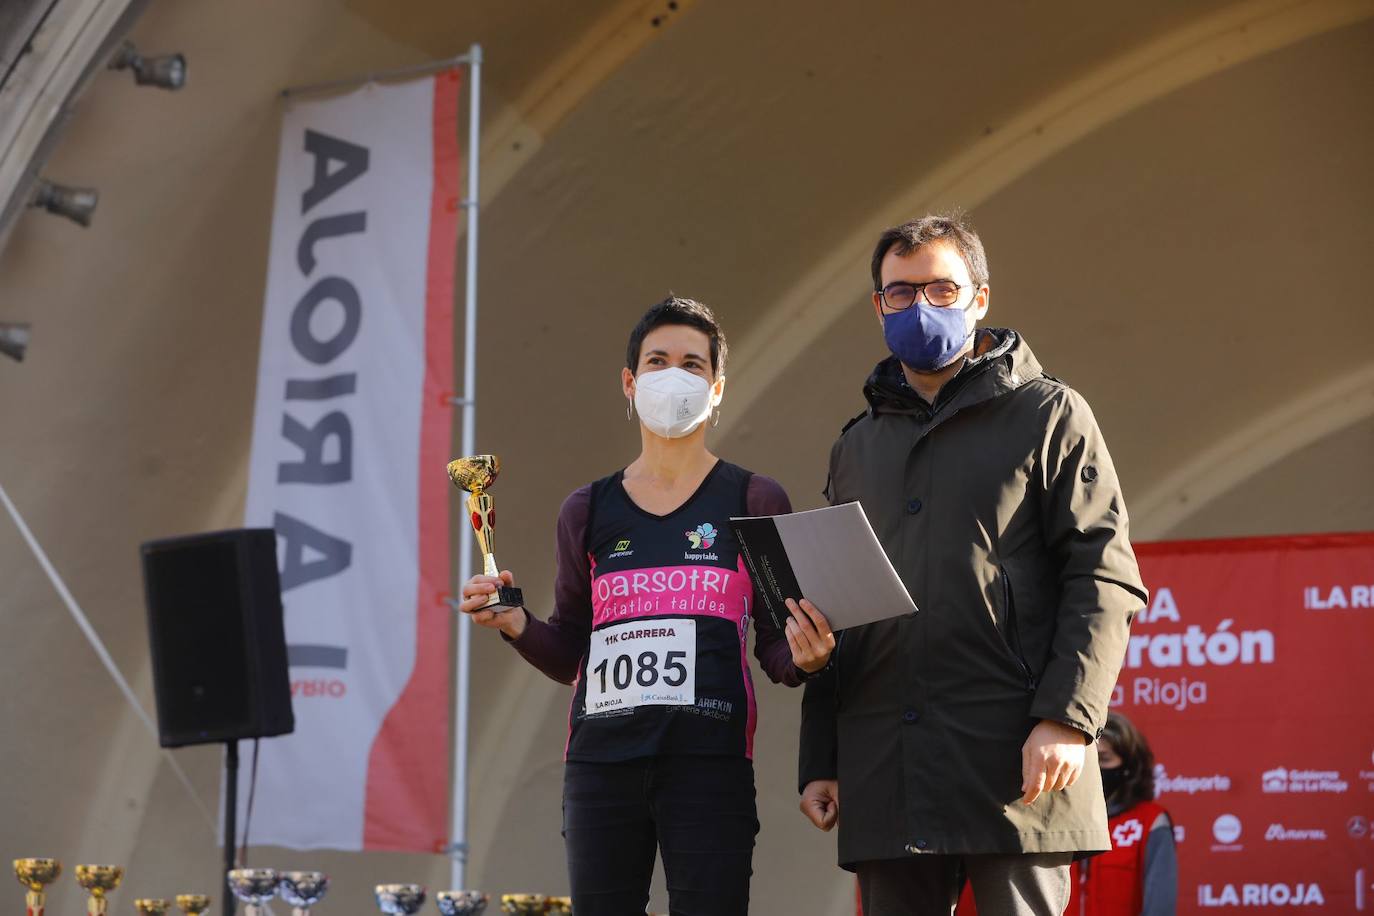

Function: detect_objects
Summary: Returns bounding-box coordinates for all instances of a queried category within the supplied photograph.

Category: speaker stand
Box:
[223,740,238,916]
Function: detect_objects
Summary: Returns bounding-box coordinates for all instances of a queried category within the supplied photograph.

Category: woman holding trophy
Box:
[458,296,834,915]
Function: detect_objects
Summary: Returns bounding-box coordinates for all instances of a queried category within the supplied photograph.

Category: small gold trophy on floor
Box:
[175,895,211,916]
[447,455,523,609]
[134,899,171,916]
[499,895,547,915]
[14,858,61,916]
[545,897,571,916]
[75,865,124,916]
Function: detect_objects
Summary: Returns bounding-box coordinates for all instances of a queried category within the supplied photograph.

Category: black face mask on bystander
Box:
[1101,765,1127,800]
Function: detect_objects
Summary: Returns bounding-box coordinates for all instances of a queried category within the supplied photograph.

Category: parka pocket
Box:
[995,567,1038,692]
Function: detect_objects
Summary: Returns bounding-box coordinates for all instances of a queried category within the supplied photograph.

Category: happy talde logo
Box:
[685,523,717,550]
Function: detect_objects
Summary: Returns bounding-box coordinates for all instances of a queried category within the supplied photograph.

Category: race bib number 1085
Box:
[585,618,696,714]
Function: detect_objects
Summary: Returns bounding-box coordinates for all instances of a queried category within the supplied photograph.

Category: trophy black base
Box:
[481,586,524,610]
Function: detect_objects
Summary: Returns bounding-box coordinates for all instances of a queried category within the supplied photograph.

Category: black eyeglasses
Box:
[877,279,966,310]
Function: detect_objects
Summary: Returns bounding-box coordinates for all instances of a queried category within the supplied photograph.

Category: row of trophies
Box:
[15,861,577,916]
[13,861,208,916]
[227,868,569,916]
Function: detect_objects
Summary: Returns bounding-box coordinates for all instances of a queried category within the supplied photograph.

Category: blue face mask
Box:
[881,299,975,372]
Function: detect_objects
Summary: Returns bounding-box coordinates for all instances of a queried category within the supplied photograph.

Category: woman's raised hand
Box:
[459,570,526,639]
[784,598,835,674]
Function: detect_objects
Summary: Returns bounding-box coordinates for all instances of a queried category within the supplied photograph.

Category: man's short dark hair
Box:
[1101,712,1157,808]
[626,296,728,377]
[870,213,990,292]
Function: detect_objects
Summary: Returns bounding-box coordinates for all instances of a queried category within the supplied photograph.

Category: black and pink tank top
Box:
[567,460,761,761]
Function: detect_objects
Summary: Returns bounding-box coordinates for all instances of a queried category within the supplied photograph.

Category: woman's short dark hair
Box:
[625,296,728,378]
[1101,711,1157,808]
[869,213,989,292]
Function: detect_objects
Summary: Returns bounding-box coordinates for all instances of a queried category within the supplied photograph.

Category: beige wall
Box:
[2,2,1371,913]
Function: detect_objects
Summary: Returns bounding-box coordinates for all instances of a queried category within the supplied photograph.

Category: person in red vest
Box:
[955,712,1176,915]
[1073,712,1177,915]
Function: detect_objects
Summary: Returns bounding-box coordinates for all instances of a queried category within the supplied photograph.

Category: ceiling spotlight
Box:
[30,180,99,227]
[109,41,187,90]
[0,323,30,362]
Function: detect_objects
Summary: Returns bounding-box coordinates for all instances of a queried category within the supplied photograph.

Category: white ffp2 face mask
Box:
[633,366,716,439]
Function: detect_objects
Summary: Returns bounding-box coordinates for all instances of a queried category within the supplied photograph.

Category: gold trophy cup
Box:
[133,900,171,916]
[498,895,548,915]
[75,865,124,916]
[14,858,61,916]
[546,897,571,916]
[447,455,523,609]
[174,895,211,916]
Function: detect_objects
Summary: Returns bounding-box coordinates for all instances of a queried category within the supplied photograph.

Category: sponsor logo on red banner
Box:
[1261,767,1349,794]
[1264,823,1328,842]
[1154,762,1232,795]
[1302,583,1373,609]
[1210,814,1243,852]
[1197,882,1326,907]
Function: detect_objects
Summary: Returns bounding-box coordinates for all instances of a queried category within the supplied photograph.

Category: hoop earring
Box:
[627,397,634,421]
[712,409,721,428]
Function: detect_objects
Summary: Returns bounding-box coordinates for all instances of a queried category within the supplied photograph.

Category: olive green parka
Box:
[799,328,1146,866]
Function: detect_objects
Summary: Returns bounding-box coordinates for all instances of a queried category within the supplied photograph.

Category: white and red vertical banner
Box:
[241,71,461,851]
[1122,533,1374,913]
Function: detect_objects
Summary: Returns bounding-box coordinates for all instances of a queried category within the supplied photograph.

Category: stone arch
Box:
[715,0,1374,441]
[1130,362,1374,538]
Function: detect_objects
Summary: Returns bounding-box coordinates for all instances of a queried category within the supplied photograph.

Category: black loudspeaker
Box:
[141,528,294,748]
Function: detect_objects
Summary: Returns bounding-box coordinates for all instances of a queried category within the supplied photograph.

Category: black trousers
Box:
[857,853,1073,916]
[563,755,758,916]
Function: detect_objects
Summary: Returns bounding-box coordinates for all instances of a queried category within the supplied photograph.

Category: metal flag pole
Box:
[450,42,482,893]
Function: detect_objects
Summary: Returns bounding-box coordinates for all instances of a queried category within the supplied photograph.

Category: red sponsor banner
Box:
[1125,533,1374,912]
[942,533,1374,916]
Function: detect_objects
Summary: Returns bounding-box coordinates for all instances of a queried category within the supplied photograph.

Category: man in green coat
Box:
[798,214,1147,915]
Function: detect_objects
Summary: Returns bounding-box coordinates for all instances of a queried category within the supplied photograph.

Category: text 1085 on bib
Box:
[585,618,696,714]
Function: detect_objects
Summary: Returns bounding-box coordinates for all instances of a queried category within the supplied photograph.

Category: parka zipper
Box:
[998,568,1038,692]
[831,630,846,703]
